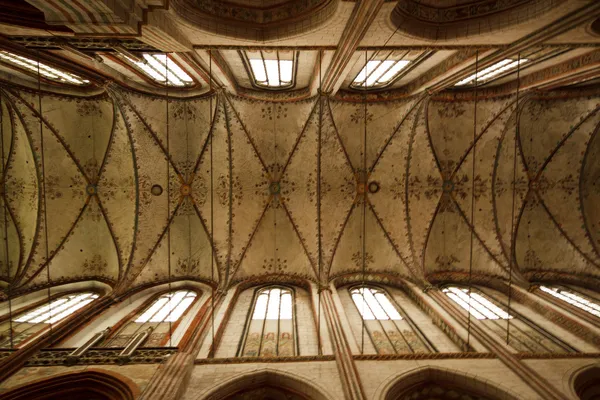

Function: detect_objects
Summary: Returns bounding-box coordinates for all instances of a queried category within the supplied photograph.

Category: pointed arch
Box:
[376,366,521,400]
[0,369,138,400]
[201,368,334,400]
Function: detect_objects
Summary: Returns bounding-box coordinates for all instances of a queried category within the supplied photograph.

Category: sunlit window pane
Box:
[134,291,196,324]
[374,293,402,320]
[353,59,411,88]
[124,53,194,87]
[351,293,376,320]
[443,287,512,320]
[19,293,98,324]
[351,287,402,321]
[354,60,380,84]
[540,286,600,318]
[246,51,295,89]
[264,59,280,87]
[14,298,68,323]
[280,292,293,320]
[252,293,269,319]
[279,60,293,83]
[165,296,195,322]
[136,297,169,323]
[0,51,89,85]
[455,58,528,86]
[266,288,281,319]
[362,288,388,319]
[249,59,267,83]
[379,60,410,83]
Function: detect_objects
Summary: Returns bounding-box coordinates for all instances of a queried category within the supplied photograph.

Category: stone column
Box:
[320,286,366,400]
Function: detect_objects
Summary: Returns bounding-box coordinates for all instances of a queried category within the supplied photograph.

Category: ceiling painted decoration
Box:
[0,85,598,295]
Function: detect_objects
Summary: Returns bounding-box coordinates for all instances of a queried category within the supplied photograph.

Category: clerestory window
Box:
[351,59,410,89]
[443,286,575,354]
[455,58,528,86]
[103,290,197,348]
[121,53,194,87]
[239,286,296,357]
[0,51,90,86]
[350,286,433,354]
[0,292,99,348]
[242,50,296,90]
[539,286,600,318]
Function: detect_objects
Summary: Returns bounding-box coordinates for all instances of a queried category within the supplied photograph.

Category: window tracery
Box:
[103,290,197,348]
[239,286,297,357]
[0,292,99,348]
[443,286,576,354]
[350,286,434,354]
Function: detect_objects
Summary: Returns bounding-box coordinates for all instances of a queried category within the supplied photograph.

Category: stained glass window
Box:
[443,286,575,354]
[121,53,194,87]
[103,290,197,348]
[0,51,90,85]
[350,286,432,354]
[243,50,296,89]
[540,286,600,318]
[0,292,98,348]
[239,287,296,357]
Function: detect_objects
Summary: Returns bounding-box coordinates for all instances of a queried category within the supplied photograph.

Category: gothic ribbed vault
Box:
[1,86,598,295]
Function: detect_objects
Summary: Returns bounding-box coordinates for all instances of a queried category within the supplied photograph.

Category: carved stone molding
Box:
[24,347,177,367]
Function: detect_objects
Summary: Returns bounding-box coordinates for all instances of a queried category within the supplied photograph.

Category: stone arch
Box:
[0,369,139,400]
[375,366,521,400]
[570,364,600,400]
[201,368,334,400]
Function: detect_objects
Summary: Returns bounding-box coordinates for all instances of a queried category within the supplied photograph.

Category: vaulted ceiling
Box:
[0,85,598,295]
[0,0,599,296]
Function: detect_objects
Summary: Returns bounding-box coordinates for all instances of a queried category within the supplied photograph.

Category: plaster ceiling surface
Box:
[0,85,598,295]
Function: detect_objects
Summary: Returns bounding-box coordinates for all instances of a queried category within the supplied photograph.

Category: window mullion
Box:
[276,289,282,356]
[276,51,281,87]
[260,51,268,86]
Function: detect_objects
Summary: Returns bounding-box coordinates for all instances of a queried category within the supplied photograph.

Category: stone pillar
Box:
[424,287,566,400]
[320,286,366,400]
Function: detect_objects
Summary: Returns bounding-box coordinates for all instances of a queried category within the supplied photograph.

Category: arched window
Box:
[238,287,296,357]
[443,286,576,353]
[0,292,99,348]
[350,286,434,354]
[539,286,600,318]
[103,290,197,348]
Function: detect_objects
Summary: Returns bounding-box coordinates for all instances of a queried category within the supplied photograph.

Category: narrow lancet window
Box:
[443,286,575,354]
[243,50,296,89]
[239,287,296,357]
[540,286,600,318]
[103,290,197,347]
[350,286,433,354]
[0,51,89,85]
[0,292,98,348]
[121,53,194,87]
